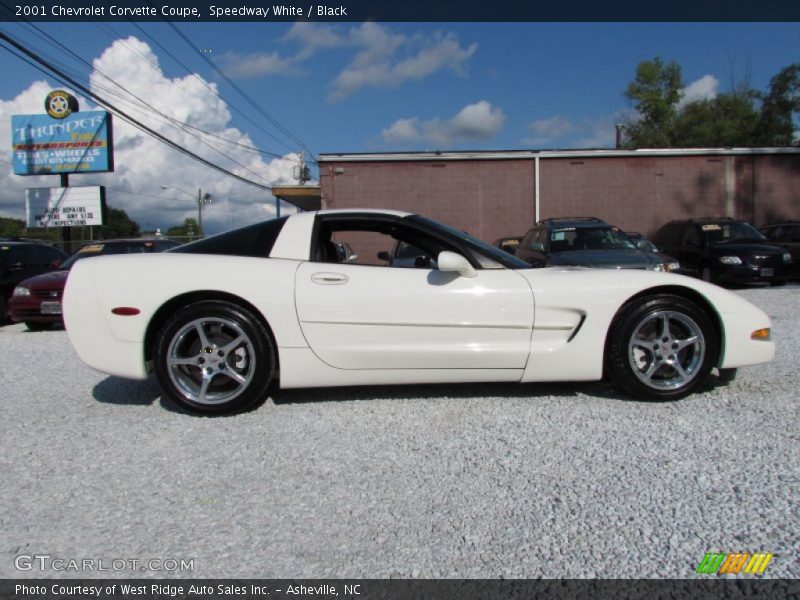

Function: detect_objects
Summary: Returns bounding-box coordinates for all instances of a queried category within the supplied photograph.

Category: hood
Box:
[708,240,786,255]
[17,269,69,289]
[549,249,661,269]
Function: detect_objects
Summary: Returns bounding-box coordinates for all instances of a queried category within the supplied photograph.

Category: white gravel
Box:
[1,286,798,579]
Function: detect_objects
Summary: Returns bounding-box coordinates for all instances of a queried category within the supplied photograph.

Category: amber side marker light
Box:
[111,307,141,316]
[751,328,771,341]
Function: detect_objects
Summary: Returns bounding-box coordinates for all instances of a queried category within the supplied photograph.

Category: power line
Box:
[0,30,274,192]
[161,18,316,161]
[6,22,296,184]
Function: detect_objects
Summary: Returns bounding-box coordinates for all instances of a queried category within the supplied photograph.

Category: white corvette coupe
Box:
[64,209,774,414]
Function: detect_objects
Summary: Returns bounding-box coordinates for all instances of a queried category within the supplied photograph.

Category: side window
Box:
[29,245,62,266]
[763,227,780,241]
[11,247,33,267]
[681,226,700,247]
[786,226,800,243]
[314,219,456,269]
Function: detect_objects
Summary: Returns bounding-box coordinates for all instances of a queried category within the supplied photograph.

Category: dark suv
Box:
[516,217,679,271]
[652,218,791,286]
[1,241,67,322]
[760,221,800,280]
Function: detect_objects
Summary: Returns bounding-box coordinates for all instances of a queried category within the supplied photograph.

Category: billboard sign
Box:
[11,111,114,175]
[25,186,106,228]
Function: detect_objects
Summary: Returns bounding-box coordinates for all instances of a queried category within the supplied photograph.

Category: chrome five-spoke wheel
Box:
[628,310,705,391]
[606,294,717,400]
[155,301,275,414]
[167,317,256,405]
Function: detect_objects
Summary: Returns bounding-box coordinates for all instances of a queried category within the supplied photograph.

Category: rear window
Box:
[172,217,288,258]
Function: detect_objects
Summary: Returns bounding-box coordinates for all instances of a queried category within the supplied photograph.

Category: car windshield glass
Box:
[702,222,767,243]
[406,215,532,269]
[552,227,636,251]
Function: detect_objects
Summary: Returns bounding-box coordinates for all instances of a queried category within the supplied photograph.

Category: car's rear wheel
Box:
[25,321,52,331]
[606,294,717,401]
[154,301,275,415]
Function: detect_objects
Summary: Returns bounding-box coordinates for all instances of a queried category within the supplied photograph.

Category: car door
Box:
[294,217,534,372]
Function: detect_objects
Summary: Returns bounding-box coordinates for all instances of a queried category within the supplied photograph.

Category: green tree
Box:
[672,90,760,147]
[624,58,799,148]
[166,218,200,240]
[97,207,140,239]
[0,217,25,238]
[623,58,684,148]
[755,63,800,146]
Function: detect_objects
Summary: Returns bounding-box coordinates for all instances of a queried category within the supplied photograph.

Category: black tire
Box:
[25,321,52,331]
[606,294,717,401]
[154,300,276,415]
[769,280,787,287]
[0,296,6,323]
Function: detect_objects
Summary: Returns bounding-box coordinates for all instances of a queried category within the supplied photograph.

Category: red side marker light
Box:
[111,307,141,316]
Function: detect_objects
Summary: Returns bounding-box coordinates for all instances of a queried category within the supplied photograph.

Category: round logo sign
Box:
[45,90,79,119]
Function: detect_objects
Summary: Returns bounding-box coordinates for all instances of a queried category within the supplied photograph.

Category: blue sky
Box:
[1,21,798,232]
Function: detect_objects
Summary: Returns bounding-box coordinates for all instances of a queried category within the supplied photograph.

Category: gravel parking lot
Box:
[1,286,798,579]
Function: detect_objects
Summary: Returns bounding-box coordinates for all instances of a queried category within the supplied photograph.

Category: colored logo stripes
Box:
[696,552,774,575]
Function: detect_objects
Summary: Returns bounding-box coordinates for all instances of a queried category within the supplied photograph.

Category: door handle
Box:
[311,272,349,285]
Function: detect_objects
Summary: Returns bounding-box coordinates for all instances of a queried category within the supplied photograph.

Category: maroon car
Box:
[9,238,179,330]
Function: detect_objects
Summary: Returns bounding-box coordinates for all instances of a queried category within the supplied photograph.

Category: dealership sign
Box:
[11,110,114,175]
[25,186,106,228]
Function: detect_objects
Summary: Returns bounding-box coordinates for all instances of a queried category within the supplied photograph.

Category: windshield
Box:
[406,215,532,269]
[702,222,766,243]
[550,227,637,251]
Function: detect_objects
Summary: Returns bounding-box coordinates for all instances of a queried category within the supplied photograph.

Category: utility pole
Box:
[197,187,212,236]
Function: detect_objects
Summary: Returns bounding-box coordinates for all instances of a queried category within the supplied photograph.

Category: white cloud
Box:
[524,116,575,146]
[678,74,720,109]
[222,51,296,79]
[522,111,631,149]
[217,23,477,102]
[331,28,477,101]
[0,37,300,235]
[380,100,505,147]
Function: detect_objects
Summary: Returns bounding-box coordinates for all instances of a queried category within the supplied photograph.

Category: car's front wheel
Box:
[25,321,52,331]
[606,294,717,401]
[154,301,275,414]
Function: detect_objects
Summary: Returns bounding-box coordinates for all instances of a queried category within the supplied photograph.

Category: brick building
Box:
[313,148,800,243]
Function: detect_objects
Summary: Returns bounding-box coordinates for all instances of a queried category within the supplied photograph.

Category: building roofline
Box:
[318,147,800,162]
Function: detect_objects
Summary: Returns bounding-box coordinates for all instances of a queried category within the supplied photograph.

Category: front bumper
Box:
[714,263,789,283]
[8,295,62,324]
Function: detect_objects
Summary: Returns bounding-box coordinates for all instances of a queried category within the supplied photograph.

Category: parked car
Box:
[652,218,792,286]
[8,237,179,330]
[493,236,523,255]
[63,209,773,415]
[1,241,67,323]
[760,221,800,280]
[516,217,680,272]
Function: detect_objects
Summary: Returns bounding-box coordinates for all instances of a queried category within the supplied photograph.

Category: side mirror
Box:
[636,240,650,251]
[529,242,545,253]
[345,254,359,264]
[377,251,390,262]
[437,251,476,278]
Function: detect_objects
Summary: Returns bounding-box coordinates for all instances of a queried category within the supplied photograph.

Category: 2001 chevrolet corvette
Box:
[64,210,774,414]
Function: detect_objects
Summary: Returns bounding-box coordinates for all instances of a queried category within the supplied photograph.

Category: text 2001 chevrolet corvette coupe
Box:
[63,210,774,414]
